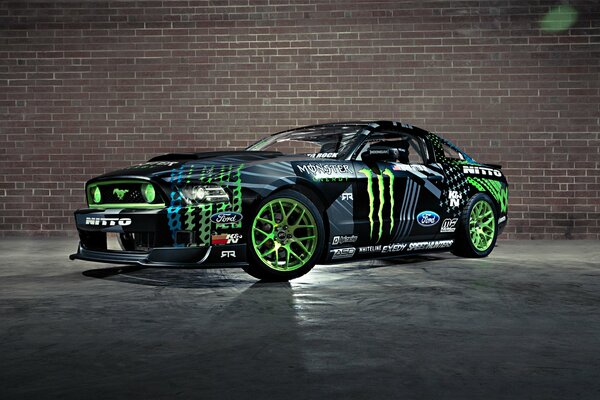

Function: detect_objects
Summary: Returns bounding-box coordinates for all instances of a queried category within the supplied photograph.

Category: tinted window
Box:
[356,131,427,164]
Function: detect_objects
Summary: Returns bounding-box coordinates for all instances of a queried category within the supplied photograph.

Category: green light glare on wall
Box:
[540,5,578,33]
[142,183,156,203]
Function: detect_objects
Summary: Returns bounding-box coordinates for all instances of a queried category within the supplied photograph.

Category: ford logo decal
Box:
[416,211,440,227]
[210,212,243,224]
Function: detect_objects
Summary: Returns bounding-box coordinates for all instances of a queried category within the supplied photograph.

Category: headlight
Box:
[91,186,101,204]
[180,185,230,204]
[141,183,156,203]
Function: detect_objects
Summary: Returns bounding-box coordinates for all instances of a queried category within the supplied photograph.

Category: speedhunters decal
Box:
[340,240,454,259]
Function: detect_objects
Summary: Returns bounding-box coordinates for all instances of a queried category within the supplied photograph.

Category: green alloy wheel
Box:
[469,200,495,251]
[244,190,325,281]
[452,193,498,258]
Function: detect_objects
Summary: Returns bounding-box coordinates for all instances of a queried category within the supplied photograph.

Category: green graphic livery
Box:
[358,168,395,242]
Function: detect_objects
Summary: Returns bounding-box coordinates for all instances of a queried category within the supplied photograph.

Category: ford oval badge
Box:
[210,212,243,224]
[416,211,440,227]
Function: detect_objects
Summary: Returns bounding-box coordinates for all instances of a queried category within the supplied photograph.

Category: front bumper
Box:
[71,207,247,268]
[69,243,247,268]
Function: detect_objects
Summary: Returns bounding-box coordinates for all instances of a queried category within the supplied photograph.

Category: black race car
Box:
[70,121,508,280]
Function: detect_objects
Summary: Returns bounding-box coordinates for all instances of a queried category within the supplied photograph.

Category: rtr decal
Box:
[341,192,353,201]
[221,250,236,258]
[416,211,440,227]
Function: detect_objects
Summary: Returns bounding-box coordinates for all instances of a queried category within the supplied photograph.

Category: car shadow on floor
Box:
[80,254,445,289]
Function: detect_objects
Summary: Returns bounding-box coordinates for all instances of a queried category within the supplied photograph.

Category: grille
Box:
[87,180,165,207]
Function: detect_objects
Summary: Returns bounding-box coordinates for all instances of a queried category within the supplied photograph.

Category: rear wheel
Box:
[452,193,498,258]
[243,190,325,281]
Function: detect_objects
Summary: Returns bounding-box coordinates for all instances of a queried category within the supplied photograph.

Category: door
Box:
[351,131,447,254]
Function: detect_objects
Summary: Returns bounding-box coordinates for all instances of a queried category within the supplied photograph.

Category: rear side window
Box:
[442,142,465,161]
[356,132,427,164]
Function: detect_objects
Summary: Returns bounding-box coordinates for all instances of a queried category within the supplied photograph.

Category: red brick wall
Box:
[1,1,599,239]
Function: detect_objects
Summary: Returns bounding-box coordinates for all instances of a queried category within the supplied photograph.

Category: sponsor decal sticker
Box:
[306,152,338,159]
[331,247,356,260]
[358,245,382,253]
[463,165,502,177]
[332,235,358,246]
[341,192,353,201]
[221,250,236,258]
[358,168,395,241]
[85,217,132,226]
[382,243,408,253]
[448,190,461,208]
[132,161,179,168]
[210,212,243,224]
[407,240,454,251]
[440,218,458,233]
[416,211,440,227]
[211,233,243,245]
[297,163,354,182]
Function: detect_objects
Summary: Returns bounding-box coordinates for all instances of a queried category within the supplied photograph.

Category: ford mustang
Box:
[70,121,509,280]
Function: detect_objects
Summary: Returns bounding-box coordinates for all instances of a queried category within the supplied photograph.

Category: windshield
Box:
[247,125,366,160]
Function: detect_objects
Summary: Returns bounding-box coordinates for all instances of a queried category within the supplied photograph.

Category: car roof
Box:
[273,120,431,138]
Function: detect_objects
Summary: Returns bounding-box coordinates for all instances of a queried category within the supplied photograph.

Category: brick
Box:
[0,0,598,238]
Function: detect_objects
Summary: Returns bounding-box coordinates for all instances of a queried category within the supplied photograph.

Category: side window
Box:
[442,142,465,161]
[356,132,427,164]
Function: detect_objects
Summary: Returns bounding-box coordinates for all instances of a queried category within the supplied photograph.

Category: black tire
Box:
[243,189,326,281]
[452,193,498,258]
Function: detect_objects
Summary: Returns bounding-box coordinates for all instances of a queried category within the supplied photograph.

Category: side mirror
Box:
[361,146,406,163]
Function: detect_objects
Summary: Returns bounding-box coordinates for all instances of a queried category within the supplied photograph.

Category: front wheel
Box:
[243,190,325,281]
[452,193,498,258]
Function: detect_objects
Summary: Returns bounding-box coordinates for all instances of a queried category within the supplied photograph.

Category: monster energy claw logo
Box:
[359,168,395,242]
[113,188,129,200]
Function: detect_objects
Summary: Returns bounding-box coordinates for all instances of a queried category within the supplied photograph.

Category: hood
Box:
[92,151,296,181]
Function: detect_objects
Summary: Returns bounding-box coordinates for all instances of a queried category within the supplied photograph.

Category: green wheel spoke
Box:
[261,247,276,258]
[295,240,310,254]
[254,227,271,237]
[294,235,316,241]
[289,248,303,262]
[257,236,271,247]
[257,217,273,225]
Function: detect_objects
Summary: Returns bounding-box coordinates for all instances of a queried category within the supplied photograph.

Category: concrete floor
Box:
[1,239,599,400]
